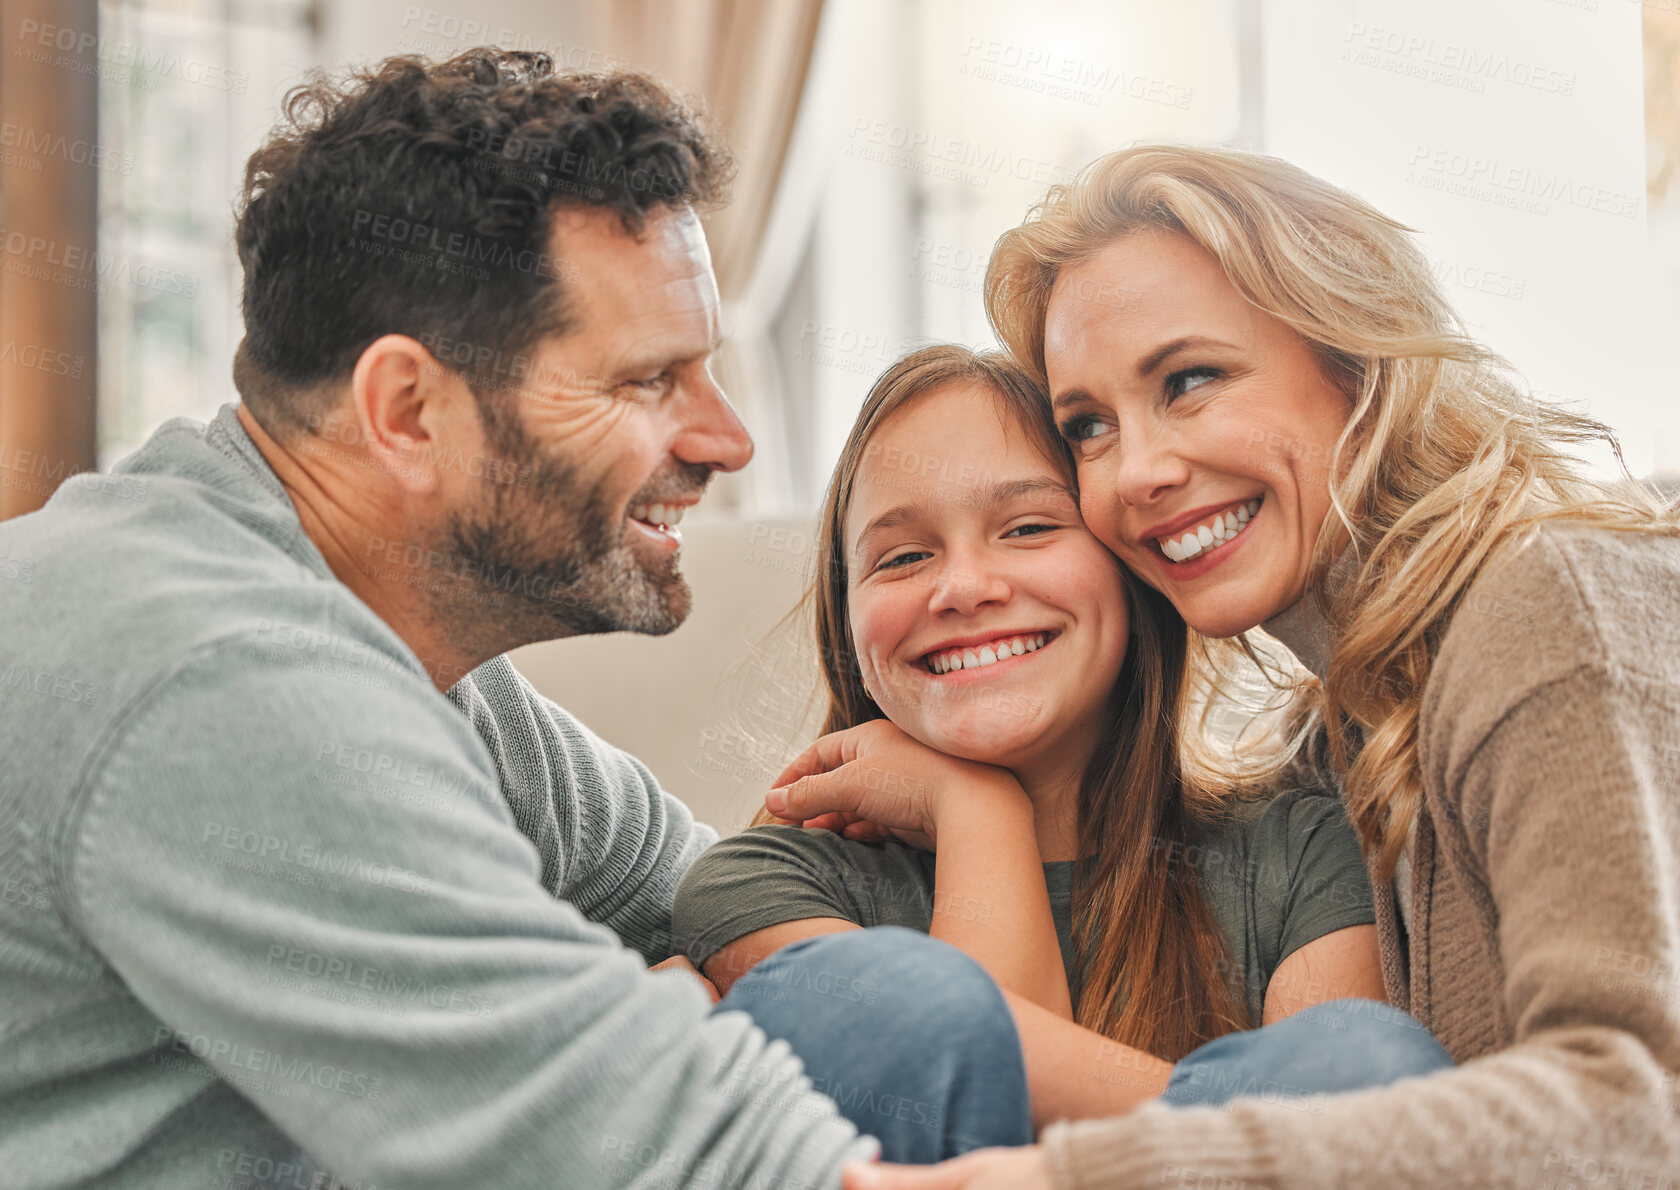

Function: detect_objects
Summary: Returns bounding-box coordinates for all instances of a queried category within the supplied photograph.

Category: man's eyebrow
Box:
[852,477,1075,554]
[613,333,727,378]
[1054,335,1239,408]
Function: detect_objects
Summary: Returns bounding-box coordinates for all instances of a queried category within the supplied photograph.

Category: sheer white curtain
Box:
[601,0,828,515]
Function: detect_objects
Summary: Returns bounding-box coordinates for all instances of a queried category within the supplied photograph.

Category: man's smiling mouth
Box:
[627,501,691,543]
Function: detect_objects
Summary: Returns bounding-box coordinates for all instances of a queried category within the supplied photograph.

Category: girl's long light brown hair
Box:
[984,144,1680,878]
[755,344,1249,1060]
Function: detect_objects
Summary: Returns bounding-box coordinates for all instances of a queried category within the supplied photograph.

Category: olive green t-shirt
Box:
[671,787,1375,1023]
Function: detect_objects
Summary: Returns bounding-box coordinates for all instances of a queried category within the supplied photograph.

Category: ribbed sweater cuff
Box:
[1043,1108,1281,1190]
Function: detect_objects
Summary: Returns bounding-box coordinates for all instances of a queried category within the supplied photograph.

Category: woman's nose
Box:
[1109,426,1191,509]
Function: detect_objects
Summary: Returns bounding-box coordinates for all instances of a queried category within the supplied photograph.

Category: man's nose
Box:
[674,366,753,474]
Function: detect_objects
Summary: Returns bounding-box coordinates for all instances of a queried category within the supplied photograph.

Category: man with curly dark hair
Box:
[0,49,1030,1190]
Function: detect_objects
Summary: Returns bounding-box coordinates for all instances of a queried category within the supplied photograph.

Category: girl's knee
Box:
[1306,999,1454,1079]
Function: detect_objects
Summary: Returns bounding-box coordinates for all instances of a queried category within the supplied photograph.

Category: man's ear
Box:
[348,333,476,496]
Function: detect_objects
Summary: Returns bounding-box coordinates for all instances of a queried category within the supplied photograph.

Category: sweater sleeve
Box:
[447,654,718,965]
[61,635,872,1190]
[1041,669,1680,1188]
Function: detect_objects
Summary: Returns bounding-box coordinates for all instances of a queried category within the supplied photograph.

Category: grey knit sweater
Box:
[1044,524,1680,1188]
[0,403,872,1189]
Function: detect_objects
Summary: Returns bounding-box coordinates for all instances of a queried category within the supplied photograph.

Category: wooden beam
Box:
[0,0,100,519]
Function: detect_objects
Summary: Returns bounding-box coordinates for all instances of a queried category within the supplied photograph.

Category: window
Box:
[97,0,316,468]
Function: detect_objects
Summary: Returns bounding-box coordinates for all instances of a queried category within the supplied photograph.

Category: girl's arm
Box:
[1260,923,1386,1024]
[703,915,1169,1129]
[700,917,861,996]
[924,780,1072,1018]
[767,721,1072,1017]
[705,918,1393,1135]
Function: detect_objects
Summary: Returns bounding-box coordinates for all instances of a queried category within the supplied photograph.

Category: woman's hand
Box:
[765,720,1025,851]
[842,1147,1052,1190]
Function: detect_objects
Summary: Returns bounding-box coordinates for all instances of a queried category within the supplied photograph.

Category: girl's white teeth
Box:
[1161,498,1261,562]
[629,502,687,528]
[929,633,1048,673]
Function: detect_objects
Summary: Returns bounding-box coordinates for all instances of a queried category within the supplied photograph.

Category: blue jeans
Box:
[713,926,1034,1163]
[1161,997,1455,1108]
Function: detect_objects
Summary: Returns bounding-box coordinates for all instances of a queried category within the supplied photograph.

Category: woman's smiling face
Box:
[843,382,1130,772]
[1043,228,1353,638]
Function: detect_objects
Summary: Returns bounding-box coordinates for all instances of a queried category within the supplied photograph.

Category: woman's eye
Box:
[1166,366,1220,400]
[1057,413,1110,443]
[879,550,931,570]
[1004,523,1057,538]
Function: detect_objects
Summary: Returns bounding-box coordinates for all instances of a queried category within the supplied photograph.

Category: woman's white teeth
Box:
[928,633,1048,673]
[629,502,687,528]
[1160,498,1261,562]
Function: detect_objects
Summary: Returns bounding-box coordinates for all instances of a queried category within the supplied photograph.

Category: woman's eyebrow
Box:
[1137,334,1238,377]
[1055,335,1242,407]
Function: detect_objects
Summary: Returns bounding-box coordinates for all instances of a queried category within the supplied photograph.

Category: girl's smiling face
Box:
[843,382,1130,773]
[1043,228,1353,637]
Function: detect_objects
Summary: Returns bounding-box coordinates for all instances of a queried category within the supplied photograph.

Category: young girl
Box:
[673,346,1445,1136]
[851,145,1680,1189]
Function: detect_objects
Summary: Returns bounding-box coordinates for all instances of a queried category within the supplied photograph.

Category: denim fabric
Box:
[1161,997,1455,1109]
[716,927,1035,1163]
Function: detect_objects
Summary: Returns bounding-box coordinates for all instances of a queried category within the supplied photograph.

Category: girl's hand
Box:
[842,1147,1052,1190]
[648,955,720,1004]
[783,810,896,844]
[764,720,1024,850]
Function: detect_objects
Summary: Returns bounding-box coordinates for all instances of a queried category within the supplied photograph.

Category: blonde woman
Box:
[841,146,1680,1189]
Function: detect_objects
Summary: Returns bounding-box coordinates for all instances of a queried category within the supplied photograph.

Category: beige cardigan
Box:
[1045,524,1680,1188]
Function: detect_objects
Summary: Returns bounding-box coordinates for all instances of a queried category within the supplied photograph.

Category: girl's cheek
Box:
[848,604,890,691]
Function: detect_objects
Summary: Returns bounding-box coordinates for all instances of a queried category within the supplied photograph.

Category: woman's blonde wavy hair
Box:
[985,144,1680,878]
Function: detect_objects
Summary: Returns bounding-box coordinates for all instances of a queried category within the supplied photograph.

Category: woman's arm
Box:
[768,721,1072,1017]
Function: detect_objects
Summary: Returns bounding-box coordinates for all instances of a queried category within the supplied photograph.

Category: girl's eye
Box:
[1004,523,1056,538]
[1057,413,1110,443]
[879,550,931,570]
[1166,366,1220,400]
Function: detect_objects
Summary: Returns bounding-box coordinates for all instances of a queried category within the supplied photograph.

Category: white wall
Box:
[510,519,823,834]
[316,1,602,72]
[1261,0,1672,475]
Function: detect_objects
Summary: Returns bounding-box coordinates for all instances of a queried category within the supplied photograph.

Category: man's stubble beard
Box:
[439,400,694,640]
